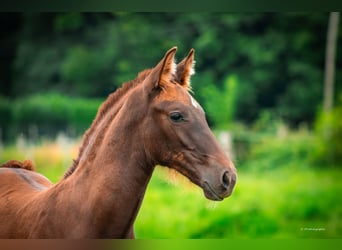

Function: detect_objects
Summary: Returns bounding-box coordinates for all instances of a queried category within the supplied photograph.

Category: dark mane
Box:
[63,69,152,178]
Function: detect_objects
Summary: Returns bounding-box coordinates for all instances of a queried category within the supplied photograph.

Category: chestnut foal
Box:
[0,47,236,238]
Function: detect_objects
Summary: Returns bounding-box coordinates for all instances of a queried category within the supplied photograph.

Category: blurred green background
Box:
[0,13,342,238]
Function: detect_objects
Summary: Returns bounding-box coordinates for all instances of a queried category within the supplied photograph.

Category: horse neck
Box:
[52,89,154,238]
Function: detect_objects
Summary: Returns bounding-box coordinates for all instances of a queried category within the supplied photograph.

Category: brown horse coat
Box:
[0,47,236,238]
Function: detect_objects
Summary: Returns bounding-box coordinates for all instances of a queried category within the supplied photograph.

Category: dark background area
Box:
[1,13,341,135]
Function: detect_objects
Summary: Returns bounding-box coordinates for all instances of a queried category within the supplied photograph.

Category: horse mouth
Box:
[203,181,224,201]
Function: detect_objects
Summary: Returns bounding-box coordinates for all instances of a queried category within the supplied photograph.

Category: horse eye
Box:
[169,112,184,122]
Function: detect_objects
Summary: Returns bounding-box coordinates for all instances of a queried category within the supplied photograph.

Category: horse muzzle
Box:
[202,168,237,201]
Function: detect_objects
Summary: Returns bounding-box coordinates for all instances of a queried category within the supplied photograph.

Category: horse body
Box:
[0,142,146,238]
[0,87,151,238]
[0,47,237,238]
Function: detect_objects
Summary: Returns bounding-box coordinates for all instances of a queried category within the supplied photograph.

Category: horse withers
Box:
[0,47,237,238]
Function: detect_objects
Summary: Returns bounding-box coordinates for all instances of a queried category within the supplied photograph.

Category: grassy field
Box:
[0,137,341,238]
[135,166,342,238]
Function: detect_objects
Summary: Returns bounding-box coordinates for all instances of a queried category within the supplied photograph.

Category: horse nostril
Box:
[222,171,230,190]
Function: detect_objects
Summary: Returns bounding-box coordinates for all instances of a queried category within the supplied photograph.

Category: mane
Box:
[64,69,152,178]
[0,160,35,171]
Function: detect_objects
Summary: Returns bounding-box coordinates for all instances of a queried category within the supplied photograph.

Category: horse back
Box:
[0,164,53,238]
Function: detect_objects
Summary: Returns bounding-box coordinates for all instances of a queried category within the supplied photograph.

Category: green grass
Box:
[135,166,342,238]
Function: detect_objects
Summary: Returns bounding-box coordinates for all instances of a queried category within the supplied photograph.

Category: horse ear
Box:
[148,47,177,89]
[147,47,177,90]
[175,48,195,89]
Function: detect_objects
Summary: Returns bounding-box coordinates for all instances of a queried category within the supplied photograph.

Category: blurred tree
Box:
[0,13,22,97]
[1,13,341,129]
[314,94,342,166]
[323,12,339,112]
[198,74,238,128]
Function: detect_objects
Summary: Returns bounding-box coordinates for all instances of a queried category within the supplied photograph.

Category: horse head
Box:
[141,47,237,201]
